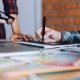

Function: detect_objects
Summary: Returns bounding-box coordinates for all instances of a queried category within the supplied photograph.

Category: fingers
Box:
[35,27,42,40]
[35,27,51,41]
[25,35,35,41]
[36,35,42,42]
[44,30,61,43]
[36,28,56,42]
[10,34,25,41]
[10,34,18,41]
[22,35,28,41]
[44,38,57,43]
[10,33,35,42]
[44,30,55,39]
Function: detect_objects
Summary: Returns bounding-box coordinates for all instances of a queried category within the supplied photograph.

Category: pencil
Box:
[42,16,46,42]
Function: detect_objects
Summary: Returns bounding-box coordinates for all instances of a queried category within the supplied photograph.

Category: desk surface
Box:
[0,40,42,57]
[0,70,80,80]
[0,40,80,80]
[0,62,80,80]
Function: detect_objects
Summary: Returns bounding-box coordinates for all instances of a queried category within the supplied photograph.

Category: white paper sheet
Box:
[17,42,80,49]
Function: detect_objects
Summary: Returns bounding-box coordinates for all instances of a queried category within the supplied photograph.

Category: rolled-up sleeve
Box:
[2,0,18,15]
[61,31,80,43]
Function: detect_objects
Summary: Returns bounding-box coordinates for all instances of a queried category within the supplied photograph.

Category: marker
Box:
[60,49,80,55]
[42,16,46,42]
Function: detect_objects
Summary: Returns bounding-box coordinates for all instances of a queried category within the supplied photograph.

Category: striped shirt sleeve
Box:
[61,31,80,43]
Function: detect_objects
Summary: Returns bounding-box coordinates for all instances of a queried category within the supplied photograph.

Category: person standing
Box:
[0,0,34,41]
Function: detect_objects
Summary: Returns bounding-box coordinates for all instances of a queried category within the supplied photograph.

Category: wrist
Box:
[13,32,21,34]
[57,31,62,42]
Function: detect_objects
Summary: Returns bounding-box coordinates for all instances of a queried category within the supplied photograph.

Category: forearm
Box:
[61,31,80,43]
[10,14,21,34]
[2,0,20,34]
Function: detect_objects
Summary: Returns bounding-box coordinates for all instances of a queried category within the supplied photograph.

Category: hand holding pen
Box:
[35,20,62,43]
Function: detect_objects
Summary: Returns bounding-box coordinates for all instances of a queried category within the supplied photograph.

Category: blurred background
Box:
[0,0,80,38]
[42,0,80,31]
[0,0,42,38]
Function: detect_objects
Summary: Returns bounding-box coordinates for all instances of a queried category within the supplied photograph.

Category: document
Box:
[17,41,80,49]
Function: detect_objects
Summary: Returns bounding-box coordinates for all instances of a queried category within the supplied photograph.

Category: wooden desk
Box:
[0,62,80,80]
[0,70,80,80]
[36,71,80,80]
[0,40,80,80]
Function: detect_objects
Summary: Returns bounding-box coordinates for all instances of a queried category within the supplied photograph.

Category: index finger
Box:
[35,27,43,39]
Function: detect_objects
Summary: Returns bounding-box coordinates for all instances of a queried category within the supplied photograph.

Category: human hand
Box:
[0,19,5,23]
[35,27,62,43]
[10,33,35,42]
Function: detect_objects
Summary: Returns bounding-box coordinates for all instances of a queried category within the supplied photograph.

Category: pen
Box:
[60,49,80,54]
[42,16,46,42]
